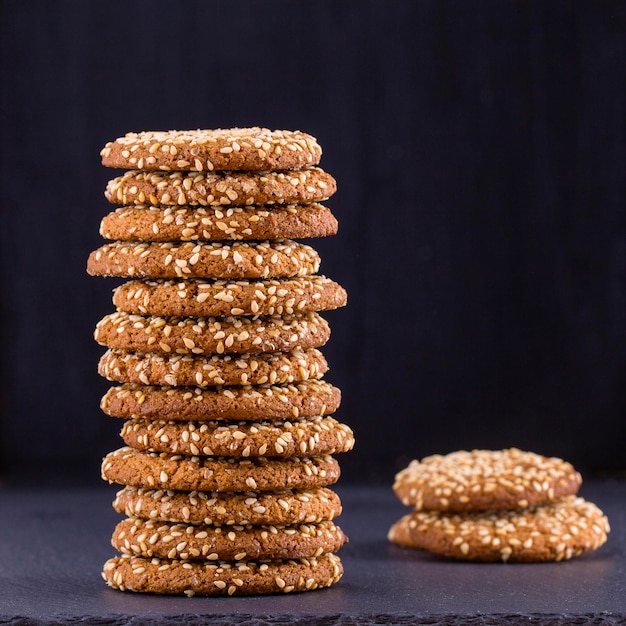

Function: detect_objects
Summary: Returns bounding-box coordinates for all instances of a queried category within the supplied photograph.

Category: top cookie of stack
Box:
[88,128,352,597]
[100,127,323,172]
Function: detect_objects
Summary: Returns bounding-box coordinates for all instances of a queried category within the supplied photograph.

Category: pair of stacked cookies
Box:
[389,448,609,562]
[88,128,353,596]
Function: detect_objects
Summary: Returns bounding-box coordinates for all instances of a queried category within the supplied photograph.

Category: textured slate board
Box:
[0,483,624,624]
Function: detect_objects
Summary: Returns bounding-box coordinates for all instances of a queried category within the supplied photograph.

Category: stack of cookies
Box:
[87,128,353,596]
[388,448,609,562]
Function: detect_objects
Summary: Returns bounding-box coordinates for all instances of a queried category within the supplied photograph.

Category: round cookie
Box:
[393,449,582,511]
[104,167,336,207]
[388,496,610,563]
[102,552,344,596]
[94,311,330,355]
[101,381,341,421]
[102,447,341,492]
[112,517,347,561]
[100,128,323,172]
[98,348,328,387]
[87,239,320,280]
[100,203,338,242]
[113,486,343,526]
[112,276,347,318]
[120,416,355,458]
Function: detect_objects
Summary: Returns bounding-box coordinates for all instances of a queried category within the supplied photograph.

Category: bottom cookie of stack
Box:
[103,553,343,597]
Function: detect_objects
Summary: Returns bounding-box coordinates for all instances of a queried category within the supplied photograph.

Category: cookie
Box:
[104,167,336,207]
[393,449,582,511]
[98,348,328,387]
[388,496,610,563]
[101,381,341,421]
[94,311,330,355]
[102,552,343,596]
[102,447,341,492]
[100,128,322,172]
[99,203,338,242]
[111,517,347,561]
[87,239,320,280]
[120,416,355,458]
[113,486,343,526]
[112,276,347,318]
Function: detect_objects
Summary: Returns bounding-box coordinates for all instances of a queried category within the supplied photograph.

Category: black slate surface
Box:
[0,482,624,625]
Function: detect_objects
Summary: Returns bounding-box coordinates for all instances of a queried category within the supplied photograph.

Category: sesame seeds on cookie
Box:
[94,311,331,356]
[100,203,338,242]
[393,448,582,512]
[100,128,323,172]
[120,415,355,458]
[98,347,328,387]
[388,496,609,563]
[87,239,321,280]
[104,167,336,207]
[112,276,347,318]
[111,517,347,561]
[102,447,341,492]
[102,552,344,596]
[112,486,343,526]
[100,381,342,422]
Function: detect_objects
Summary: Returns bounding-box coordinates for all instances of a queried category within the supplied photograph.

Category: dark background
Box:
[1,0,624,486]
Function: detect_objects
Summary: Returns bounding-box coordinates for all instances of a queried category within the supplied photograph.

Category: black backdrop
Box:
[1,0,624,485]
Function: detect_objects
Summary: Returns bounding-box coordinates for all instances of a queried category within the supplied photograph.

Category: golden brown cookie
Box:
[112,276,347,318]
[112,517,347,561]
[100,204,338,242]
[113,486,343,526]
[393,449,582,511]
[100,128,323,172]
[94,311,330,355]
[104,167,336,207]
[388,496,610,563]
[98,348,328,387]
[87,240,320,280]
[120,416,355,458]
[102,552,343,596]
[101,381,341,421]
[102,447,341,492]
